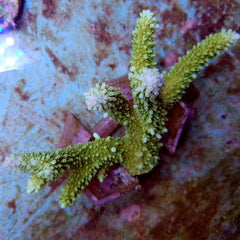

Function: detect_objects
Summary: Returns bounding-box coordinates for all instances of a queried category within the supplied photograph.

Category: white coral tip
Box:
[134,68,165,97]
[84,84,110,112]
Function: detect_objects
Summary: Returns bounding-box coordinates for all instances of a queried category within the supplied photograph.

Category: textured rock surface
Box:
[0,0,239,239]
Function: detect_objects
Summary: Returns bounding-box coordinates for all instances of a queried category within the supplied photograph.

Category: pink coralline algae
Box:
[120,203,142,222]
[164,51,179,67]
[180,19,197,35]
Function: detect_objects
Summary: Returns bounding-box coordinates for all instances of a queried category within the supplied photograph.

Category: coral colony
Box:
[0,0,21,32]
[0,1,24,72]
[17,10,240,208]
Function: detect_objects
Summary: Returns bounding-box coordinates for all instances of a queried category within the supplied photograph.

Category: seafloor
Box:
[0,0,240,239]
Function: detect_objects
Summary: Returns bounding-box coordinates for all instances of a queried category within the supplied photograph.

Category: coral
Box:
[0,0,21,30]
[162,29,240,108]
[17,10,240,208]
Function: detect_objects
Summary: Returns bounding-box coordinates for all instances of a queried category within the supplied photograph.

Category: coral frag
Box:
[18,10,240,208]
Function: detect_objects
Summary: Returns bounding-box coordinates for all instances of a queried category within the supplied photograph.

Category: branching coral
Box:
[17,10,240,208]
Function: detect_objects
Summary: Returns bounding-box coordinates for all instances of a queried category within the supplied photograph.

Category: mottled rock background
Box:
[0,0,239,239]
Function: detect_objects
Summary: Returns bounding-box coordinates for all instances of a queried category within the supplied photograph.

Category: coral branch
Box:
[129,10,157,73]
[84,83,134,128]
[162,29,240,108]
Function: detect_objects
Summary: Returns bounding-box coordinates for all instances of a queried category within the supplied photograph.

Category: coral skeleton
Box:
[17,10,240,208]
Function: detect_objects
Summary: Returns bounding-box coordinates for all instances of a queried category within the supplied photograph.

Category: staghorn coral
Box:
[17,10,240,208]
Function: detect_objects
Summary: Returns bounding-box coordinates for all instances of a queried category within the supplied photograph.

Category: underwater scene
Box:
[0,0,240,239]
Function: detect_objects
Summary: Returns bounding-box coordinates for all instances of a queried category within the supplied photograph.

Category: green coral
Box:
[17,10,240,208]
[162,29,240,108]
[130,10,157,72]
